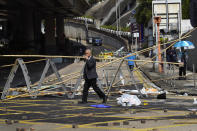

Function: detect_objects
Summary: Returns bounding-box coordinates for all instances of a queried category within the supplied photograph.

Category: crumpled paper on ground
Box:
[117,94,141,107]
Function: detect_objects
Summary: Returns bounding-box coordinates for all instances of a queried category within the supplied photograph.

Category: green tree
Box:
[182,0,190,19]
[134,0,152,27]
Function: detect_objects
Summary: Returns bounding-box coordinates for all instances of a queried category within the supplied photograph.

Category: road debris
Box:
[117,94,141,106]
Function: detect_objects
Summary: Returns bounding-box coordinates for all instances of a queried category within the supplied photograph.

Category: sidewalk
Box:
[138,55,197,95]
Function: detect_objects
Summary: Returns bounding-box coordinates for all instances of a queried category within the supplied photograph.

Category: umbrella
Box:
[174,41,195,49]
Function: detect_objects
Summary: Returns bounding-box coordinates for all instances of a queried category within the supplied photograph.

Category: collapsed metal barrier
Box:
[0,57,185,101]
[0,27,196,100]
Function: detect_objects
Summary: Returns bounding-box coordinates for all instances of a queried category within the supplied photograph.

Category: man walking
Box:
[81,49,107,104]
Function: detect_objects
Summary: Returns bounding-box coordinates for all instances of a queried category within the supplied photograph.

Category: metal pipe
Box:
[166,0,169,32]
[156,17,163,73]
[193,64,196,88]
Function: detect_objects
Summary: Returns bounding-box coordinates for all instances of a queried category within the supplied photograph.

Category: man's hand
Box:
[84,55,89,60]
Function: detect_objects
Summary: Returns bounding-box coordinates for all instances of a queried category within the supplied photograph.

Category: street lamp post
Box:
[154,16,163,73]
[116,0,118,32]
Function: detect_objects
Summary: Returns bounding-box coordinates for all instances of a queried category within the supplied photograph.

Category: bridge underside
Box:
[0,0,90,55]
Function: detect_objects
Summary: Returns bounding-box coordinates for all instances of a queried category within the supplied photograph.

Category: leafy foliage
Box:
[82,15,95,19]
[101,25,130,32]
[134,0,152,27]
[182,0,190,19]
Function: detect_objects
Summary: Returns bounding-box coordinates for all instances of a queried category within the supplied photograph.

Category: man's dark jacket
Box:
[83,56,98,80]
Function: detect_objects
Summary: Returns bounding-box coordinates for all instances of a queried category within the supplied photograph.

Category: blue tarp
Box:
[90,104,111,108]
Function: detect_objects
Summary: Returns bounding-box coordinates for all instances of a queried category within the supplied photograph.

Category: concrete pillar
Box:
[23,9,34,46]
[7,14,19,48]
[2,21,8,38]
[56,14,65,54]
[8,9,35,49]
[45,16,56,54]
[33,11,42,53]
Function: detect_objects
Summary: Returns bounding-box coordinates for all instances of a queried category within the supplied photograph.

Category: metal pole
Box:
[193,64,196,88]
[131,34,133,50]
[179,1,182,39]
[178,10,180,39]
[155,22,158,69]
[107,59,124,96]
[135,36,138,52]
[116,0,118,32]
[164,0,168,74]
[166,0,169,32]
[157,23,162,73]
[126,62,143,97]
[119,1,120,32]
[163,37,167,74]
[173,64,176,87]
[155,17,163,73]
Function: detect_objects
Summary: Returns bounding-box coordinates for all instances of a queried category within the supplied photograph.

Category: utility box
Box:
[152,0,182,36]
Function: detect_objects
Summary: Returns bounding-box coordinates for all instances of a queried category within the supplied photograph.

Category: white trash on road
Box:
[193,98,197,105]
[117,94,141,107]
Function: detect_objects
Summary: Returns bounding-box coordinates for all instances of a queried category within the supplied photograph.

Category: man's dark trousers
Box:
[82,78,105,102]
[82,56,105,102]
[179,66,186,79]
[129,65,134,71]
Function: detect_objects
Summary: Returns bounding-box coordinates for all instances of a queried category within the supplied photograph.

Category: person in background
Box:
[178,47,188,80]
[166,46,177,69]
[81,49,107,104]
[126,50,136,71]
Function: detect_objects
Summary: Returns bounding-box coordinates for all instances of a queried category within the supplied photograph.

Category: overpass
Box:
[0,0,90,55]
[85,0,135,26]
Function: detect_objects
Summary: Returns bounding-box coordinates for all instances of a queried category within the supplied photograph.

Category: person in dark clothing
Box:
[81,49,107,104]
[178,47,188,80]
[166,47,177,69]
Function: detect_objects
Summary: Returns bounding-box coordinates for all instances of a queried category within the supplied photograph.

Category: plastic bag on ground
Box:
[117,94,141,107]
[141,87,160,95]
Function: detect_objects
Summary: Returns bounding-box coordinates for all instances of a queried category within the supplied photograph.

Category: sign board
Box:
[131,23,139,33]
[152,0,182,36]
[133,33,139,38]
[131,10,136,15]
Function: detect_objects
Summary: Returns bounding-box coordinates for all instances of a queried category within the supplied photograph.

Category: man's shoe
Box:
[102,96,108,104]
[79,101,87,104]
